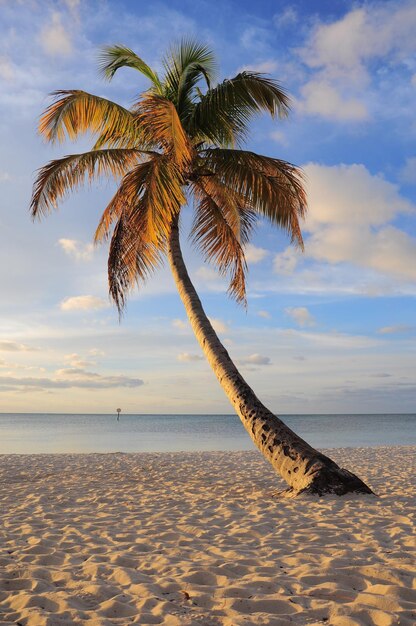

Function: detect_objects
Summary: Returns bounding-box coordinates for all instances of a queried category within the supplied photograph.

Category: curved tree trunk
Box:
[167,221,373,496]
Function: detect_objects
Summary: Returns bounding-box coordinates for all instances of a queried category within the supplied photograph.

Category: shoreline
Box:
[1,446,415,625]
[1,443,415,457]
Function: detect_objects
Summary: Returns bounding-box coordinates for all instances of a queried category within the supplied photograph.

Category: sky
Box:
[0,0,415,414]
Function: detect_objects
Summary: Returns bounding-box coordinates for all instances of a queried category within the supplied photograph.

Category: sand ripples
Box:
[0,447,415,625]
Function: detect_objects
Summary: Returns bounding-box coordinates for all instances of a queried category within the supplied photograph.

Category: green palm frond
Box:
[162,39,217,114]
[30,148,142,218]
[99,45,162,91]
[39,90,137,144]
[201,148,306,247]
[190,72,290,145]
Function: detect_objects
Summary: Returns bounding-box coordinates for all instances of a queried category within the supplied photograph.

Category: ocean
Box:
[0,413,414,454]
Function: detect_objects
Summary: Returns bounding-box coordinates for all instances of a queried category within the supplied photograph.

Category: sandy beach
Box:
[0,446,414,626]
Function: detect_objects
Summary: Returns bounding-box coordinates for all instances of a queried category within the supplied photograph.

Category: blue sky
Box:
[0,0,415,413]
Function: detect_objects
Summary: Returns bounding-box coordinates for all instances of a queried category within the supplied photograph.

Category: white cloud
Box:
[60,295,109,311]
[238,354,271,366]
[257,310,271,319]
[305,163,412,227]
[302,163,416,282]
[244,243,269,264]
[297,3,416,121]
[239,59,279,73]
[280,328,379,350]
[273,246,300,275]
[301,9,370,77]
[64,353,95,368]
[64,0,80,13]
[285,307,315,328]
[58,239,94,261]
[0,56,14,81]
[270,130,288,146]
[0,171,11,182]
[40,12,73,57]
[172,318,188,331]
[0,371,143,390]
[274,8,297,29]
[240,26,271,53]
[195,266,219,281]
[208,317,228,334]
[89,348,105,357]
[301,5,416,77]
[0,341,38,352]
[177,352,204,362]
[378,325,412,335]
[297,80,368,121]
[399,157,416,184]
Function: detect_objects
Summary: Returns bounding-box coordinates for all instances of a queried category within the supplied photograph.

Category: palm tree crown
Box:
[31,39,306,311]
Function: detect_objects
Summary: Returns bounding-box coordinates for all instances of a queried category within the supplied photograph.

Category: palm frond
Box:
[199,175,258,245]
[190,72,290,145]
[98,158,179,310]
[99,45,162,91]
[96,153,185,245]
[135,94,193,168]
[108,207,164,313]
[39,90,137,144]
[163,39,217,112]
[200,148,306,247]
[191,181,250,304]
[94,160,154,243]
[143,155,186,241]
[30,148,141,218]
[92,115,148,150]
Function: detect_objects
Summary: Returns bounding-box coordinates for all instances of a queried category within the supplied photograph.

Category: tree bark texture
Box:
[167,222,373,496]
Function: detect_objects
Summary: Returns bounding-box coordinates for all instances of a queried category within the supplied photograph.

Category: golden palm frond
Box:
[199,175,258,244]
[96,152,185,246]
[91,121,145,150]
[191,181,249,304]
[39,90,137,144]
[31,149,142,218]
[108,207,164,313]
[135,94,193,168]
[201,148,306,247]
[106,155,186,310]
[94,160,154,243]
[143,155,186,241]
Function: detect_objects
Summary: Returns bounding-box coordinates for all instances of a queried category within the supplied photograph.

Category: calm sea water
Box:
[0,413,414,454]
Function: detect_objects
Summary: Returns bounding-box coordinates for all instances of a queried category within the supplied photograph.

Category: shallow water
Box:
[0,412,414,453]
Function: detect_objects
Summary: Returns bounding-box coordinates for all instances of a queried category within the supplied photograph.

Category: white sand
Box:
[0,446,415,626]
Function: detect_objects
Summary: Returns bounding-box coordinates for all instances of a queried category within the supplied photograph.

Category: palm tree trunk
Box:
[167,221,373,496]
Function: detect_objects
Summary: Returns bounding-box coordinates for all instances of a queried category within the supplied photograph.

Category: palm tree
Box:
[30,40,372,496]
